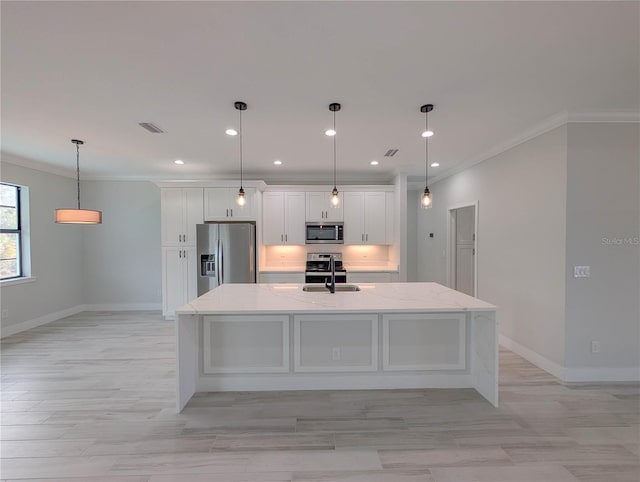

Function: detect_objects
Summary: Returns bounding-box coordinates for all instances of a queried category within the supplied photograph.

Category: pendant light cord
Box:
[425,111,429,186]
[239,108,243,189]
[76,142,81,209]
[333,110,337,188]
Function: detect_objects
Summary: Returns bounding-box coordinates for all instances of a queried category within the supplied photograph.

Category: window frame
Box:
[0,183,23,280]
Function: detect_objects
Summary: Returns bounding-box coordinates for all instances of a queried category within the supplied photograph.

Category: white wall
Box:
[0,162,84,334]
[415,126,568,366]
[564,123,640,374]
[81,181,161,307]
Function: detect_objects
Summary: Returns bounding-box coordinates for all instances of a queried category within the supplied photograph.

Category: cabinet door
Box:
[161,189,184,246]
[306,192,326,222]
[204,188,230,220]
[229,187,257,220]
[343,192,364,245]
[325,195,344,222]
[184,247,198,303]
[364,192,387,244]
[284,192,306,245]
[262,192,285,245]
[183,188,203,246]
[162,247,185,317]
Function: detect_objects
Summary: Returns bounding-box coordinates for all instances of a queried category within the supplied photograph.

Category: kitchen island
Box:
[175,282,498,412]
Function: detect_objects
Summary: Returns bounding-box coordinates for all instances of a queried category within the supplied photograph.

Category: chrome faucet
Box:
[325,255,336,294]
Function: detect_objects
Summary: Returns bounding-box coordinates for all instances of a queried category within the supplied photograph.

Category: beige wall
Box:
[564,123,640,372]
[415,125,569,366]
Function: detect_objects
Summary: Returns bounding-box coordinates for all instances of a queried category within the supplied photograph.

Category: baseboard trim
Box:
[499,334,565,380]
[563,367,640,383]
[0,305,84,338]
[500,334,640,383]
[1,303,162,338]
[81,303,162,312]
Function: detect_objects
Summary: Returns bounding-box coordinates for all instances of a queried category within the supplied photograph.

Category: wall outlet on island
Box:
[591,341,601,353]
[331,347,341,361]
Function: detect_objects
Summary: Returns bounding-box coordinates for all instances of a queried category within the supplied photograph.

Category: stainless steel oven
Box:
[304,253,347,284]
[305,223,344,244]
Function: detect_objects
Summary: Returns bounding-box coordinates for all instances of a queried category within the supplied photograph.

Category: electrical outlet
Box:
[591,341,601,353]
[574,266,591,278]
[331,347,341,361]
[1,309,8,320]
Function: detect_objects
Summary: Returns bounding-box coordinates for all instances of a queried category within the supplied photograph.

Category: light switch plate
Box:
[574,266,590,278]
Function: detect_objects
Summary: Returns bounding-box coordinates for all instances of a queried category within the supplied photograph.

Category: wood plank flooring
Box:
[1,311,638,481]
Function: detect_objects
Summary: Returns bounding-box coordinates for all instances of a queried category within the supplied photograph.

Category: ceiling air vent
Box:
[138,122,165,134]
[384,149,399,157]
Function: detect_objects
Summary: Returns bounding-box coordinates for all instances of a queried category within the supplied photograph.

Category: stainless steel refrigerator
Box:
[196,223,256,296]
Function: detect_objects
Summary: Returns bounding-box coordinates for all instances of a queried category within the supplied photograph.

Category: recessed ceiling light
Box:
[273,160,282,165]
[325,129,336,136]
[174,159,184,165]
[430,162,440,167]
[225,128,238,136]
[421,130,434,138]
[370,160,379,166]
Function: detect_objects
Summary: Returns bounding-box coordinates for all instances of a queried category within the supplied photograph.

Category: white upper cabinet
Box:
[306,192,343,222]
[343,191,390,245]
[161,188,204,247]
[263,192,306,245]
[204,187,257,221]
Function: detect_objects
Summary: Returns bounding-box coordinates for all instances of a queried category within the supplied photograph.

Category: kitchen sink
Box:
[302,284,360,292]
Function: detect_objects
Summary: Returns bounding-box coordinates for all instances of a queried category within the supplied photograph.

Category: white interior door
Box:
[454,205,475,296]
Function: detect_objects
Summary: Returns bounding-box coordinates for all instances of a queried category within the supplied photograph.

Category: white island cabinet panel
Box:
[382,313,466,371]
[294,314,378,372]
[175,282,498,412]
[203,315,289,374]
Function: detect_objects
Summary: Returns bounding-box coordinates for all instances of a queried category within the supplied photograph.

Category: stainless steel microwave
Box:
[305,223,344,244]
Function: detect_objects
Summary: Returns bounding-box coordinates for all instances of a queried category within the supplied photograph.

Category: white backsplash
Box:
[263,244,391,267]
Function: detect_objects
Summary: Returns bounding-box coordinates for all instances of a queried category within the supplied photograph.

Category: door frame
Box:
[446,201,479,297]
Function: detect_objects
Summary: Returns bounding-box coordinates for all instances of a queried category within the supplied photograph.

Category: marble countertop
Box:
[177,282,496,315]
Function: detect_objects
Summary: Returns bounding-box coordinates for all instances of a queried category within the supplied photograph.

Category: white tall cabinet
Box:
[161,188,203,318]
[343,191,391,245]
[262,192,306,245]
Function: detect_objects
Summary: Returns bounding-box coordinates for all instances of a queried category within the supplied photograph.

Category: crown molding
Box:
[1,151,75,179]
[430,110,640,185]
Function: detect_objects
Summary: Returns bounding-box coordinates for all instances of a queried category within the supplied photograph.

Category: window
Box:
[0,183,22,280]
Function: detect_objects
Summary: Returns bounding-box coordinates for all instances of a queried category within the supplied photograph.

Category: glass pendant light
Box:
[329,103,341,208]
[234,101,248,207]
[54,139,102,224]
[420,104,434,209]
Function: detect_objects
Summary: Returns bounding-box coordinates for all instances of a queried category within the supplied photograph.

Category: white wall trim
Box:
[0,305,84,338]
[500,334,640,382]
[0,154,75,179]
[81,303,162,311]
[431,110,640,185]
[563,367,640,383]
[500,334,565,381]
[0,303,162,338]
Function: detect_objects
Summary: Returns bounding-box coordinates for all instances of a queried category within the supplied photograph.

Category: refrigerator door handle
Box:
[220,241,224,284]
[216,240,221,286]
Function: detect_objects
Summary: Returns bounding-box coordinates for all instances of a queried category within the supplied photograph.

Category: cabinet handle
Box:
[226,208,229,217]
[285,234,288,242]
[183,234,186,243]
[230,209,233,217]
[179,250,182,258]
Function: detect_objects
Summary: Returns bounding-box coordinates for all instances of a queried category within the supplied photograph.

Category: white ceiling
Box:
[1,1,638,183]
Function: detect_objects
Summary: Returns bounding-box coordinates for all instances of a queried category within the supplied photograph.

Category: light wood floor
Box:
[1,311,638,481]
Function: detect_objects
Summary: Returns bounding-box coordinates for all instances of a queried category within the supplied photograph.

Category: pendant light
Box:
[329,102,341,208]
[234,101,248,207]
[54,139,102,224]
[420,104,434,209]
